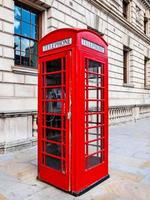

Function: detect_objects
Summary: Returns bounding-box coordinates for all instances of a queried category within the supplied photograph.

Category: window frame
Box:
[123,45,132,85]
[144,15,148,35]
[123,0,129,19]
[135,5,141,24]
[14,1,40,69]
[144,57,150,88]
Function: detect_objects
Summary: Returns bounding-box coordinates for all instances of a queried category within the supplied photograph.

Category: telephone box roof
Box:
[39,28,108,46]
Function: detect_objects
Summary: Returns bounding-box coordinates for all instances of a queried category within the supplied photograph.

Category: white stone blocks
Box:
[0,32,13,47]
[0,20,2,31]
[85,10,95,27]
[76,21,86,29]
[0,6,14,23]
[57,2,72,15]
[3,0,14,9]
[24,75,38,85]
[0,98,37,112]
[0,116,32,142]
[3,72,24,84]
[71,10,85,23]
[3,21,14,34]
[48,18,58,28]
[109,77,123,85]
[65,15,77,27]
[57,21,71,29]
[107,36,122,49]
[0,71,2,81]
[0,83,14,96]
[14,85,35,97]
[50,8,65,22]
[3,47,14,59]
[0,57,13,71]
[108,50,123,62]
[0,46,2,57]
[35,85,38,98]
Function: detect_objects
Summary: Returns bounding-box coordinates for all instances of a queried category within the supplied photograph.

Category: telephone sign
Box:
[81,38,105,53]
[43,38,72,52]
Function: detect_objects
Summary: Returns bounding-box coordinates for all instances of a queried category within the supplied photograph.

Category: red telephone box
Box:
[38,28,109,195]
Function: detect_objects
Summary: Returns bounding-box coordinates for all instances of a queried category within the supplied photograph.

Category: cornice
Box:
[88,0,150,45]
[141,0,150,8]
[14,0,50,10]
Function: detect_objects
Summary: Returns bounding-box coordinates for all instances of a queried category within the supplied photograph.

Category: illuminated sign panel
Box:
[43,38,72,52]
[81,38,105,53]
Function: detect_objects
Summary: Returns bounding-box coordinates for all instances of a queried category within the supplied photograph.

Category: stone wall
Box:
[0,0,150,152]
[109,104,150,125]
[48,0,150,105]
[0,111,37,153]
[0,0,38,152]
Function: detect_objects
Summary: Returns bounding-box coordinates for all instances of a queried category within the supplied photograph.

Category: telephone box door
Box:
[83,52,108,187]
[72,50,108,193]
[38,51,71,191]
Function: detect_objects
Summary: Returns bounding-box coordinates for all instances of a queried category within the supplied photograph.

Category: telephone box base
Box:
[71,174,110,196]
[37,174,110,196]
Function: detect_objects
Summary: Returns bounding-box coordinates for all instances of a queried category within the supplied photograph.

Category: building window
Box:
[123,0,129,19]
[144,15,148,34]
[144,57,150,87]
[14,3,39,68]
[136,6,141,23]
[123,46,131,84]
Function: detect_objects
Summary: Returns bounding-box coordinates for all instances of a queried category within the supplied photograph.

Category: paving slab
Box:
[0,118,150,200]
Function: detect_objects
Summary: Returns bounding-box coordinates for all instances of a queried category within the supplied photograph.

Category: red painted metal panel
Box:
[38,28,108,195]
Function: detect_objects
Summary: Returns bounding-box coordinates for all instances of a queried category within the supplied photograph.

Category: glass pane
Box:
[46,102,62,113]
[30,54,37,67]
[14,19,21,34]
[87,127,101,136]
[21,51,29,66]
[44,58,66,172]
[88,77,101,87]
[88,89,101,99]
[46,142,61,156]
[85,59,104,169]
[86,155,102,169]
[14,6,21,20]
[46,116,62,128]
[31,13,37,25]
[30,40,37,54]
[45,156,61,171]
[46,89,63,113]
[14,36,21,51]
[88,101,101,112]
[22,22,31,37]
[31,25,38,39]
[15,51,20,65]
[46,129,61,142]
[89,60,102,74]
[87,114,102,128]
[89,143,99,155]
[46,88,63,100]
[87,130,101,141]
[21,38,30,52]
[22,8,30,23]
[46,59,62,72]
[46,74,61,86]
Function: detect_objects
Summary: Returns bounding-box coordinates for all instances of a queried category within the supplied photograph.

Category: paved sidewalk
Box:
[0,118,150,200]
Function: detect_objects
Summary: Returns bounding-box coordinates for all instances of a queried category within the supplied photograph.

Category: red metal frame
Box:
[38,28,108,195]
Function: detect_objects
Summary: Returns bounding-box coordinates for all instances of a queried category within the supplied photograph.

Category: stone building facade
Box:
[0,0,150,152]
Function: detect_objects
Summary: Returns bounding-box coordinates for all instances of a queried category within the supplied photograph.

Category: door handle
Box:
[67,111,71,119]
